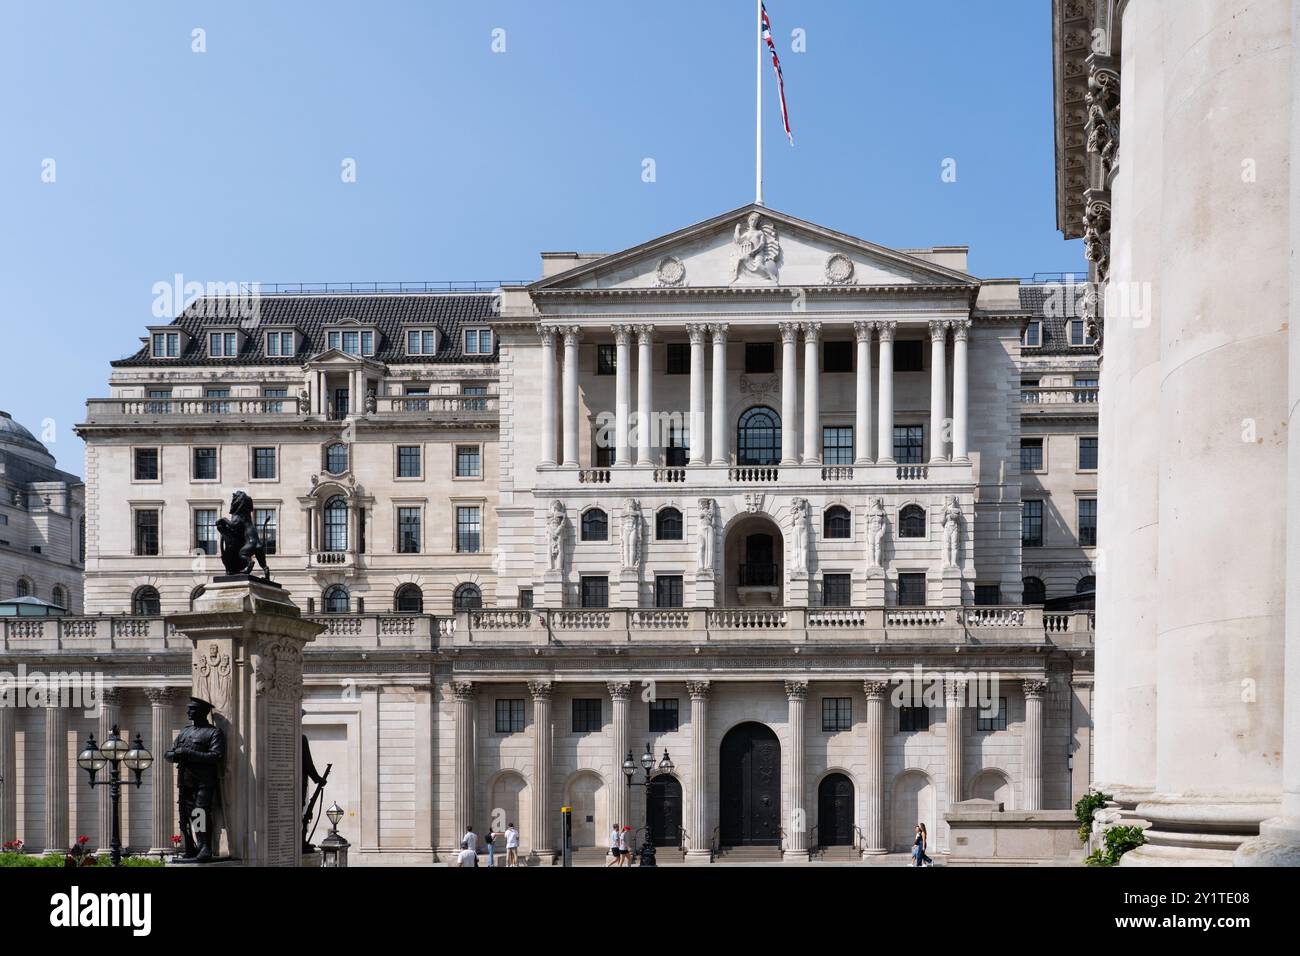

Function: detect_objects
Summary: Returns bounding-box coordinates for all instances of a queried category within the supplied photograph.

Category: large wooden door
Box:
[720,722,781,846]
[647,775,683,846]
[817,773,855,846]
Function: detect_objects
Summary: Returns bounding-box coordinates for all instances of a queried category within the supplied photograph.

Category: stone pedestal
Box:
[616,569,640,609]
[785,573,810,608]
[940,566,962,605]
[169,577,324,867]
[541,570,565,609]
[690,571,716,609]
[863,569,885,608]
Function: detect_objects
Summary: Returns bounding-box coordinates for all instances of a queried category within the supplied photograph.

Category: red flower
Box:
[171,835,182,845]
[77,835,90,845]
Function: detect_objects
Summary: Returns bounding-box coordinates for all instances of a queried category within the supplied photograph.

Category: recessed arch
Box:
[563,770,608,848]
[131,585,160,616]
[579,507,608,542]
[1075,575,1096,594]
[1022,576,1046,604]
[822,505,851,540]
[817,771,856,847]
[655,506,683,541]
[891,769,936,852]
[453,582,482,610]
[395,583,423,612]
[898,503,927,539]
[968,768,1014,809]
[322,584,350,613]
[487,770,531,852]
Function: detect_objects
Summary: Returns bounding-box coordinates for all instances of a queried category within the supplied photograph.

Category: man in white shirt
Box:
[504,823,520,868]
[457,841,477,867]
[462,825,478,855]
[605,823,621,867]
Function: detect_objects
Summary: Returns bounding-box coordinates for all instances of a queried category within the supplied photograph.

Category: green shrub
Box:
[0,850,164,868]
[1084,824,1146,866]
[1074,790,1111,843]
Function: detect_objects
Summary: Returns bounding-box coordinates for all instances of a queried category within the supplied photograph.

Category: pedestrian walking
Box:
[504,822,520,867]
[605,823,622,867]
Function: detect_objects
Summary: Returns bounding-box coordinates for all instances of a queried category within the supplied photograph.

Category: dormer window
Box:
[208,331,240,357]
[265,330,296,357]
[1024,320,1043,348]
[151,331,182,358]
[406,329,439,355]
[328,329,376,356]
[1068,319,1095,347]
[464,328,493,355]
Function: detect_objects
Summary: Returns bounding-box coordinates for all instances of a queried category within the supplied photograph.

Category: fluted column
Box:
[778,322,800,464]
[951,320,970,461]
[44,704,68,853]
[784,680,809,860]
[709,324,729,465]
[97,687,125,854]
[945,678,967,846]
[862,681,888,855]
[612,325,634,466]
[876,322,896,462]
[636,325,655,466]
[608,682,631,832]
[452,681,476,852]
[685,680,711,862]
[801,322,822,463]
[539,326,558,467]
[686,325,708,465]
[529,679,554,862]
[561,327,580,467]
[1022,679,1047,811]
[929,320,948,462]
[853,322,874,464]
[0,703,16,845]
[145,687,175,854]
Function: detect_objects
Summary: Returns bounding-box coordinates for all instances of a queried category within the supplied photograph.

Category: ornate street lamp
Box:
[319,801,350,868]
[78,726,153,867]
[622,742,674,867]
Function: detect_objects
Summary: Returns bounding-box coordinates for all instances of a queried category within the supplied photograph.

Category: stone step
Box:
[715,845,783,861]
[812,845,860,862]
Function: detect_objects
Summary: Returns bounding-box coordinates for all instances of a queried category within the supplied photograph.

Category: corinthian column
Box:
[529,679,555,862]
[945,678,967,847]
[685,680,711,863]
[452,681,476,853]
[145,687,175,854]
[97,687,125,854]
[613,325,634,467]
[709,324,729,465]
[0,703,16,845]
[636,325,655,466]
[801,323,822,463]
[853,322,874,464]
[561,327,581,467]
[1022,679,1047,811]
[951,320,970,461]
[929,320,948,462]
[44,704,69,853]
[608,682,631,832]
[862,681,888,855]
[784,680,809,860]
[778,322,800,464]
[539,326,558,467]
[686,324,708,465]
[876,322,896,462]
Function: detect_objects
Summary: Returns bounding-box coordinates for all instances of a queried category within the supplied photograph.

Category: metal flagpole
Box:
[756,0,764,206]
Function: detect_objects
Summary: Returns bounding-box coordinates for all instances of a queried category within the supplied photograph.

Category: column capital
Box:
[853,321,875,343]
[561,325,582,346]
[928,319,948,341]
[777,321,801,344]
[635,324,656,345]
[950,319,971,341]
[686,680,711,700]
[143,686,175,706]
[784,680,809,701]
[863,680,890,701]
[877,321,897,343]
[101,687,126,708]
[707,322,729,343]
[606,681,632,701]
[945,677,969,705]
[685,323,710,346]
[528,679,554,700]
[1022,678,1049,699]
[799,321,822,344]
[451,680,476,701]
[611,324,636,345]
[537,324,560,346]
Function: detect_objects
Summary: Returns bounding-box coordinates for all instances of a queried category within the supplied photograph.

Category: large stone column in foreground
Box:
[170,577,323,866]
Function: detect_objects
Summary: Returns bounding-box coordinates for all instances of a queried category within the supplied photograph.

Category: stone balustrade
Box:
[537,459,974,492]
[85,394,498,425]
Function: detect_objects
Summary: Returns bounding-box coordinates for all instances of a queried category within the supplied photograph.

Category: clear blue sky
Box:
[0,0,1082,477]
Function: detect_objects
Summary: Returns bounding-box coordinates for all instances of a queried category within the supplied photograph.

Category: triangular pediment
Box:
[530,204,976,293]
[303,348,386,370]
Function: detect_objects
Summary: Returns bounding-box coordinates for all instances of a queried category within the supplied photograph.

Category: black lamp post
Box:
[77,726,153,867]
[622,742,673,867]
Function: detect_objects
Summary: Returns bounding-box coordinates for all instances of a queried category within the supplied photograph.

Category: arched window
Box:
[454,583,483,611]
[189,585,206,609]
[131,586,160,616]
[737,406,781,466]
[581,508,608,542]
[656,507,683,540]
[899,504,927,538]
[15,578,31,598]
[51,585,66,609]
[324,496,349,551]
[823,505,851,539]
[1022,577,1046,604]
[1076,575,1096,594]
[323,585,350,613]
[395,584,424,613]
[324,443,349,475]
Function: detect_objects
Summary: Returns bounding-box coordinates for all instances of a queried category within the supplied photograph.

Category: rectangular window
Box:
[152,332,181,357]
[823,340,853,373]
[397,445,422,478]
[649,699,680,733]
[580,575,608,608]
[665,343,690,374]
[897,572,927,607]
[265,331,293,356]
[1024,321,1043,348]
[745,342,775,374]
[822,697,852,732]
[894,340,924,372]
[1079,498,1097,547]
[594,444,614,468]
[572,698,602,733]
[145,388,172,414]
[665,421,688,466]
[822,426,854,465]
[208,332,238,357]
[254,508,277,555]
[397,507,421,554]
[263,387,287,413]
[252,447,277,480]
[204,387,230,414]
[1078,436,1098,470]
[518,588,534,609]
[463,385,488,411]
[596,344,617,375]
[133,448,159,481]
[455,445,481,478]
[1021,377,1041,403]
[193,447,217,481]
[1069,319,1094,347]
[361,331,374,355]
[974,585,1002,606]
[340,331,359,355]
[1022,500,1044,547]
[134,509,160,556]
[654,575,684,608]
[465,329,493,354]
[1020,438,1044,472]
[495,699,525,734]
[977,697,1009,732]
[822,573,852,607]
[894,425,924,464]
[900,705,930,733]
[456,506,481,553]
[407,329,438,355]
[193,509,218,556]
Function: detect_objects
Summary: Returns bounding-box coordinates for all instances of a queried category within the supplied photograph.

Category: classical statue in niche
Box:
[621,499,642,570]
[729,212,780,284]
[866,497,887,569]
[546,500,567,572]
[697,498,716,572]
[942,496,962,567]
[790,497,810,575]
[215,491,272,579]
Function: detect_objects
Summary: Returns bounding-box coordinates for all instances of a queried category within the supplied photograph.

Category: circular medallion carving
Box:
[824,253,855,285]
[656,256,686,287]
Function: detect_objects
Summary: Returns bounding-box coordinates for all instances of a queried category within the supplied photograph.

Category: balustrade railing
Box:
[820,466,854,481]
[653,468,687,483]
[728,466,780,482]
[577,469,611,484]
[807,608,869,628]
[1021,386,1099,406]
[896,465,929,480]
[707,608,788,629]
[737,563,780,587]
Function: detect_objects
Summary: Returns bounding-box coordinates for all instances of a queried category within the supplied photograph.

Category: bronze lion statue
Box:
[215,490,272,579]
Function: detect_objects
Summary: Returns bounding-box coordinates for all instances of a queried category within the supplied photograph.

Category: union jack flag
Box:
[761,3,793,145]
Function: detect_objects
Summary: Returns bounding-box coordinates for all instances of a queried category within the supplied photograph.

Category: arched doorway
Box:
[968,768,1013,809]
[647,774,682,846]
[720,722,781,847]
[891,770,936,852]
[489,772,530,851]
[817,773,855,846]
[564,771,607,848]
[723,514,785,606]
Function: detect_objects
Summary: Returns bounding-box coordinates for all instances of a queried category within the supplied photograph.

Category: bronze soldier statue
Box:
[165,697,227,862]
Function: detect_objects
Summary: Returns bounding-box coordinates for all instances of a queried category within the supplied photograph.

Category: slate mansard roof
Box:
[112,292,500,368]
[1018,282,1087,356]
